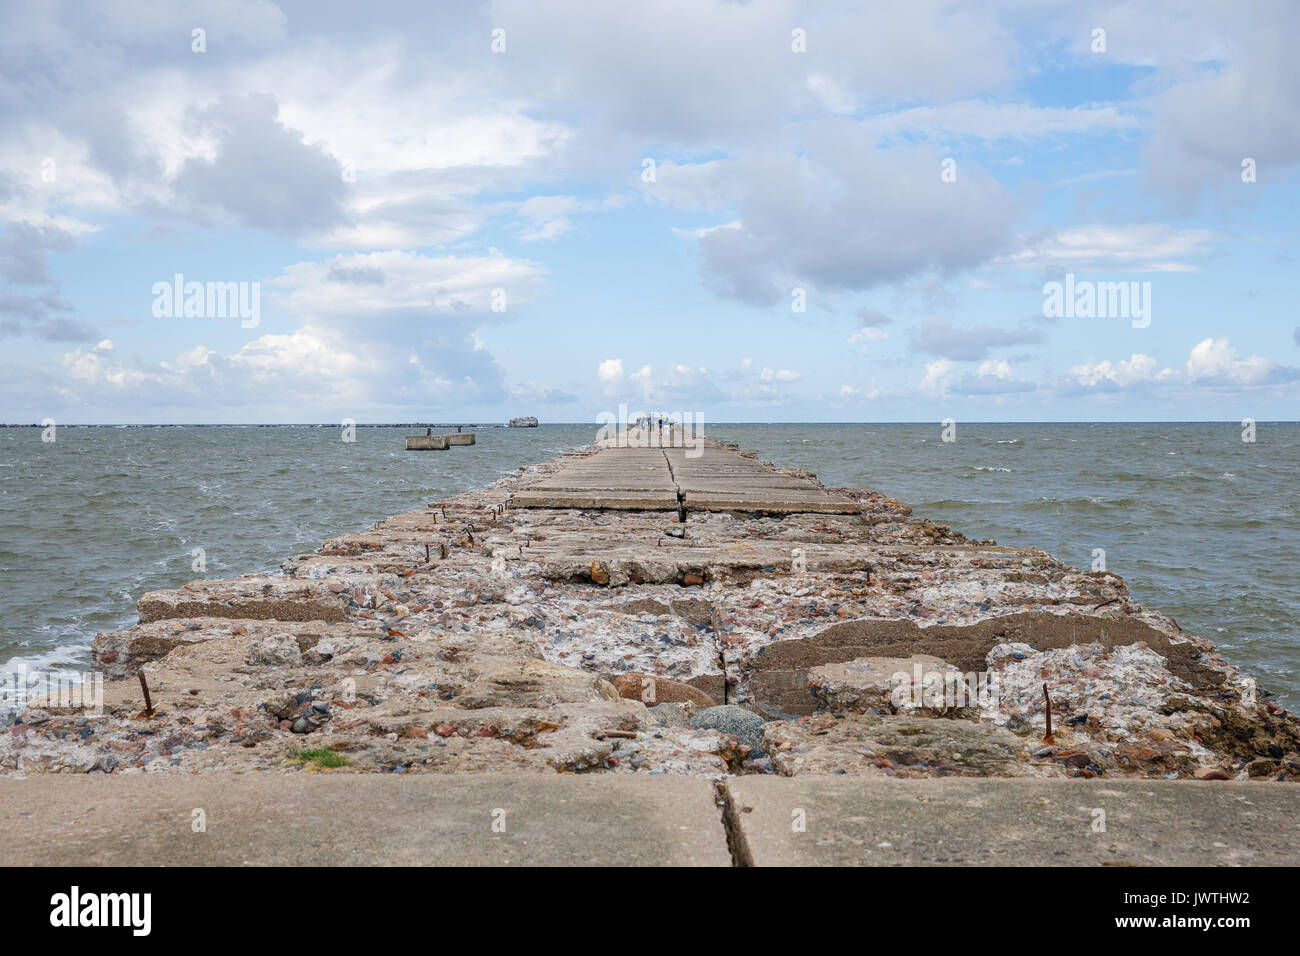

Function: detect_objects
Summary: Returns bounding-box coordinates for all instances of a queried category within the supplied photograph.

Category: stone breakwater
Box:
[5,441,1298,782]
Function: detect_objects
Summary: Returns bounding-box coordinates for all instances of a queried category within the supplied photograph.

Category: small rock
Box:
[247,635,301,667]
[689,704,766,754]
[647,703,694,728]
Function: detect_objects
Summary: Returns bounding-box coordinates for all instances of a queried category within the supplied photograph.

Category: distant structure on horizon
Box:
[508,416,539,428]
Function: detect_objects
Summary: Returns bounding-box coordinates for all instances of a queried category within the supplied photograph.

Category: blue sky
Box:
[1,0,1297,423]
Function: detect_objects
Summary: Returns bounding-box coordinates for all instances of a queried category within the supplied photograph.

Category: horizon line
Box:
[5,420,1297,428]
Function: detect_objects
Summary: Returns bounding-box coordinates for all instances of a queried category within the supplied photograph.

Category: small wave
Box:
[919,498,1014,508]
[1021,495,1139,511]
[975,466,1012,472]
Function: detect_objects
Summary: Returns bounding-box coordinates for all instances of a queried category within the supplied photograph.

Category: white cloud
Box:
[274,249,546,324]
[864,101,1137,142]
[848,327,888,344]
[1065,340,1296,394]
[515,195,624,241]
[693,139,1017,305]
[956,359,1035,395]
[31,248,554,417]
[835,382,883,404]
[920,358,956,397]
[670,220,742,240]
[1185,338,1279,386]
[1003,225,1214,273]
[913,316,1042,360]
[1069,353,1171,388]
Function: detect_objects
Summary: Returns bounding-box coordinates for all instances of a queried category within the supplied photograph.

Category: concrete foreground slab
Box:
[6,773,1298,866]
[726,777,1300,866]
[0,774,729,867]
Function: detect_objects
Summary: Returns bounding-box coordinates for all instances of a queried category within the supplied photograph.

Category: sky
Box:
[1,0,1297,424]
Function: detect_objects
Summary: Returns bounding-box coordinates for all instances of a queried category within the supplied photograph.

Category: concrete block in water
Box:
[406,435,449,450]
[446,433,475,445]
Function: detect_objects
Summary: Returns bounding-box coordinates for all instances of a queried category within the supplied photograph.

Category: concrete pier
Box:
[6,437,1299,867]
[447,433,475,446]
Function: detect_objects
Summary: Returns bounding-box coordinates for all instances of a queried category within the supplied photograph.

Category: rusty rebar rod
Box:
[138,670,154,717]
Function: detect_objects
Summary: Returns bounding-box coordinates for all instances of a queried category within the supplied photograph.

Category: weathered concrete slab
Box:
[666,447,858,513]
[0,774,730,866]
[511,491,680,510]
[137,575,359,623]
[446,433,476,446]
[513,447,681,510]
[406,435,449,450]
[726,777,1300,866]
[682,491,859,514]
[513,444,860,514]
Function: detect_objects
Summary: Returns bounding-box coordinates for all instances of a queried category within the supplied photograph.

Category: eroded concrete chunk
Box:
[762,714,1051,778]
[808,654,976,718]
